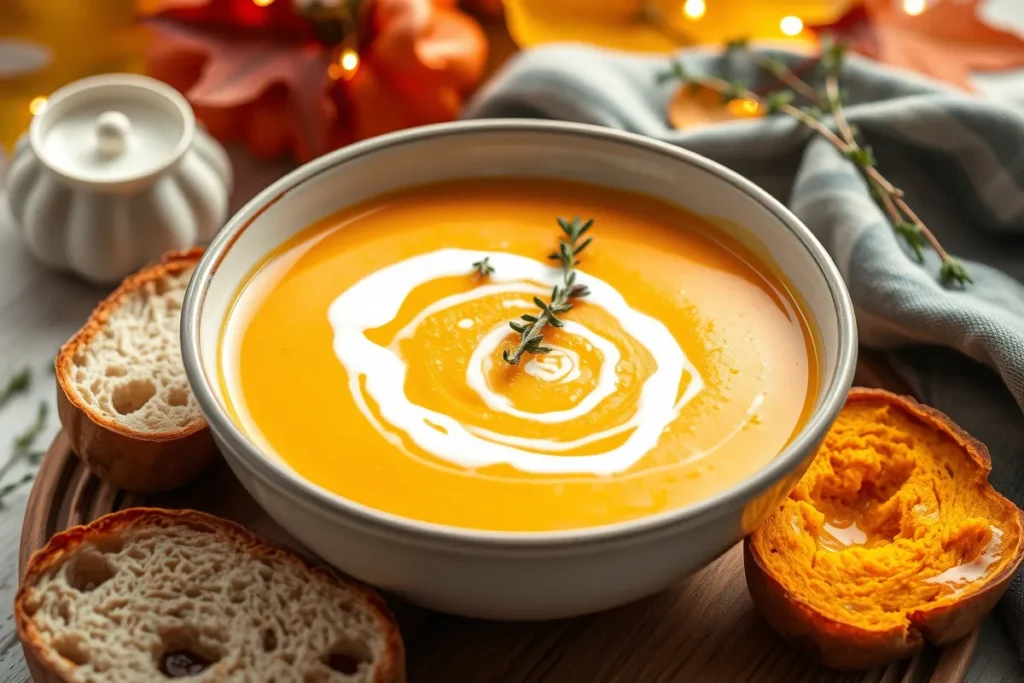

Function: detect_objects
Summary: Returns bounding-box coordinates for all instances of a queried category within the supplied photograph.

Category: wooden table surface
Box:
[1,143,1023,682]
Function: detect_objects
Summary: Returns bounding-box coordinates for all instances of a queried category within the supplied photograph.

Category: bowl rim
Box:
[181,119,857,549]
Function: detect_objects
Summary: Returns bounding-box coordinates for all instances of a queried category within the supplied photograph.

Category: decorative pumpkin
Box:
[141,0,488,161]
[7,74,232,285]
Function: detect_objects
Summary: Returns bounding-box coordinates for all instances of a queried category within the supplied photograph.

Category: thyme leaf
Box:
[503,217,593,365]
[0,473,35,507]
[658,41,970,287]
[0,368,30,409]
[472,256,495,277]
[0,400,49,508]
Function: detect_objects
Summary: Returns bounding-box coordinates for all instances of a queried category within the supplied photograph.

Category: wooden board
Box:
[17,353,978,683]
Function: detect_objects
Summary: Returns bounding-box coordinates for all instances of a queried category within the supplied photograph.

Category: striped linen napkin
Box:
[464,43,1024,658]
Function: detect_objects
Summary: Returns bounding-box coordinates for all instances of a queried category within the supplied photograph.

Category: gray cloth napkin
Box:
[464,44,1024,657]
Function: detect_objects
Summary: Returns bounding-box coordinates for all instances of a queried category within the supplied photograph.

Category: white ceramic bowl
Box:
[181,120,857,620]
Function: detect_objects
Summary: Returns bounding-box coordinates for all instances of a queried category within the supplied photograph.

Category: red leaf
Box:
[145,18,334,160]
[142,0,487,159]
[140,0,315,36]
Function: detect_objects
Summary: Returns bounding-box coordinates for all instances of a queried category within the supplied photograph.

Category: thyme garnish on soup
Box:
[471,256,495,278]
[501,216,593,365]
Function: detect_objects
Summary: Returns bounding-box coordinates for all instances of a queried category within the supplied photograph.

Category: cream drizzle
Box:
[524,347,580,384]
[327,248,705,476]
[467,320,620,422]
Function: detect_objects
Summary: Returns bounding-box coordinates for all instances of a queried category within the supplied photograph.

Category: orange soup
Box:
[220,178,819,531]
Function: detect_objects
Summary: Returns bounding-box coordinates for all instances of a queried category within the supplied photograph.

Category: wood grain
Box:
[14,417,977,683]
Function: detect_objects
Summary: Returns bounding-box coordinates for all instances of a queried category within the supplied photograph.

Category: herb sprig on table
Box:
[502,217,593,365]
[0,368,50,507]
[0,368,30,409]
[658,38,971,287]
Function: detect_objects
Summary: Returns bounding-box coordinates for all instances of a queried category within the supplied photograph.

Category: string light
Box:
[341,48,359,71]
[29,96,47,116]
[329,47,360,80]
[682,0,705,20]
[903,0,926,15]
[252,0,275,6]
[780,16,803,36]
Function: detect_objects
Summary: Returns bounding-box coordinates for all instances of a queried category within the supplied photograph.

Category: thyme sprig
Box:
[0,399,48,507]
[503,217,593,365]
[14,401,48,453]
[658,38,971,286]
[0,368,30,409]
[472,256,495,277]
[0,473,36,504]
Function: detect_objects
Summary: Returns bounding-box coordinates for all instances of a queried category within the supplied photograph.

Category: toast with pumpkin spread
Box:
[746,388,1024,670]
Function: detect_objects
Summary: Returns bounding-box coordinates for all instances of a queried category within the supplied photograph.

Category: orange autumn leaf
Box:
[808,0,1024,89]
[667,85,762,130]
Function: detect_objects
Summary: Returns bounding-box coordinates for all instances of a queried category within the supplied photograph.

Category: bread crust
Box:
[55,249,217,492]
[16,508,405,683]
[745,388,1024,670]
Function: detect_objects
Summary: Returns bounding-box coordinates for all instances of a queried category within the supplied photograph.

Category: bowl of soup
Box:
[181,120,856,619]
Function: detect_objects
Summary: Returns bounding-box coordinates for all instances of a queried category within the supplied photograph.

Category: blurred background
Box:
[3,0,1023,162]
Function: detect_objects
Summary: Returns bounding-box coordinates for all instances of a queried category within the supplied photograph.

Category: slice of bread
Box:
[16,508,405,683]
[56,248,216,492]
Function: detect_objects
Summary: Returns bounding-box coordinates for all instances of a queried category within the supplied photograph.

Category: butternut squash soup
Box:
[219,178,819,531]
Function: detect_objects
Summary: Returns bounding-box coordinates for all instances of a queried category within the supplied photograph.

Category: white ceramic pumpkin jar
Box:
[6,73,232,285]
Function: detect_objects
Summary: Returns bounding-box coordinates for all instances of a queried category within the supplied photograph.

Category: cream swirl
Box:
[327,248,704,476]
[466,320,620,423]
[524,347,580,383]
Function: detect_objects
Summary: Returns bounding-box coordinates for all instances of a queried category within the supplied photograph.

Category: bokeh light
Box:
[29,96,47,116]
[903,0,926,16]
[682,0,706,20]
[780,16,803,36]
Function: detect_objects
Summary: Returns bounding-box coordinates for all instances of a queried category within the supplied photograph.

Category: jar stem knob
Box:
[95,110,131,157]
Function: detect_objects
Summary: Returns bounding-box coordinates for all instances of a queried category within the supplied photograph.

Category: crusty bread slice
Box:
[56,248,217,492]
[16,508,405,683]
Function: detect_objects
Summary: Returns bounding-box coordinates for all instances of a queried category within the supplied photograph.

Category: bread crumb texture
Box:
[20,512,396,683]
[66,265,199,433]
[752,399,1022,631]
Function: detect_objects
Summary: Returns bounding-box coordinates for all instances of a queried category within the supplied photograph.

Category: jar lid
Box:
[29,74,195,189]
